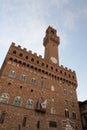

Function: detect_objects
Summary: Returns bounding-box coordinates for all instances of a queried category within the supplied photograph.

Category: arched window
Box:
[8,70,15,78]
[0,111,6,124]
[19,75,26,82]
[72,112,76,119]
[30,78,36,85]
[40,81,44,88]
[64,89,67,95]
[26,99,33,109]
[51,85,55,91]
[65,109,69,118]
[0,93,9,104]
[51,107,56,114]
[13,50,16,54]
[13,96,22,106]
[64,100,68,106]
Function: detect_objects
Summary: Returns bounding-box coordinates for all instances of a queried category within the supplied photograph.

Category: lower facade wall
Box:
[0,103,82,130]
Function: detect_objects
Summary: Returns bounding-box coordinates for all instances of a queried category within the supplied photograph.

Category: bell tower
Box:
[43,26,60,65]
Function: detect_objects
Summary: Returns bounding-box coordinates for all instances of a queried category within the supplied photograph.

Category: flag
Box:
[41,99,47,109]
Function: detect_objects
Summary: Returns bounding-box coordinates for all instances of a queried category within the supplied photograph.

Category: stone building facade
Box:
[0,26,82,130]
[79,100,87,130]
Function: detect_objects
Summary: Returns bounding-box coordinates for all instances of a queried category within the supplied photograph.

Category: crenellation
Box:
[69,69,72,72]
[23,48,27,51]
[18,45,21,48]
[29,50,32,54]
[34,52,37,56]
[61,65,63,68]
[39,55,42,58]
[65,67,68,70]
[11,42,15,46]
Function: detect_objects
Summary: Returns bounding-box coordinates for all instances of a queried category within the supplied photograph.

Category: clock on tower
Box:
[43,26,60,65]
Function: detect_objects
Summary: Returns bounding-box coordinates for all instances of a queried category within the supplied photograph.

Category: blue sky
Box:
[0,0,87,101]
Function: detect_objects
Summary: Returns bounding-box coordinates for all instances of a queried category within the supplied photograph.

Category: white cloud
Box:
[59,32,69,49]
[63,12,79,31]
[63,7,87,31]
[50,0,72,7]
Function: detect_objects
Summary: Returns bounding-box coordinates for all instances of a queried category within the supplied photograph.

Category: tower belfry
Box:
[43,26,60,65]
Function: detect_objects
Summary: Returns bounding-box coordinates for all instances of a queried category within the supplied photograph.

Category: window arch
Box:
[51,85,55,91]
[0,93,9,104]
[64,89,67,95]
[30,78,36,85]
[8,70,16,78]
[40,81,44,88]
[13,50,16,54]
[19,53,23,57]
[19,75,26,82]
[65,109,69,118]
[64,100,68,106]
[51,107,56,114]
[26,99,33,109]
[0,111,6,124]
[72,112,76,119]
[13,96,22,106]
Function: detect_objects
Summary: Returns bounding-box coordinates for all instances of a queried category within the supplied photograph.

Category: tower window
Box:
[18,124,21,130]
[19,53,23,57]
[70,91,73,97]
[25,56,28,59]
[72,76,75,79]
[26,99,33,109]
[23,62,26,66]
[0,111,6,124]
[56,68,58,72]
[65,109,69,118]
[51,66,53,70]
[46,64,48,68]
[37,60,39,64]
[31,58,34,62]
[0,93,9,104]
[22,116,27,127]
[8,70,15,78]
[72,112,76,119]
[30,78,36,85]
[19,75,26,82]
[13,96,22,107]
[64,89,67,96]
[40,81,44,88]
[13,50,16,54]
[31,89,34,92]
[9,57,13,61]
[37,121,40,129]
[69,74,71,78]
[49,121,57,128]
[64,100,68,106]
[27,64,30,67]
[64,72,67,76]
[18,60,22,64]
[20,86,23,89]
[51,107,56,114]
[14,59,17,63]
[60,70,62,74]
[42,63,44,66]
[72,102,75,107]
[51,85,55,91]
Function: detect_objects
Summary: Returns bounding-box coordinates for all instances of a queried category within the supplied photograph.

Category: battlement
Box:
[10,42,43,59]
[9,42,76,75]
[10,43,75,73]
[5,42,77,89]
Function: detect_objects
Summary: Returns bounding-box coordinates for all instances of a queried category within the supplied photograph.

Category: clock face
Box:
[50,57,57,64]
